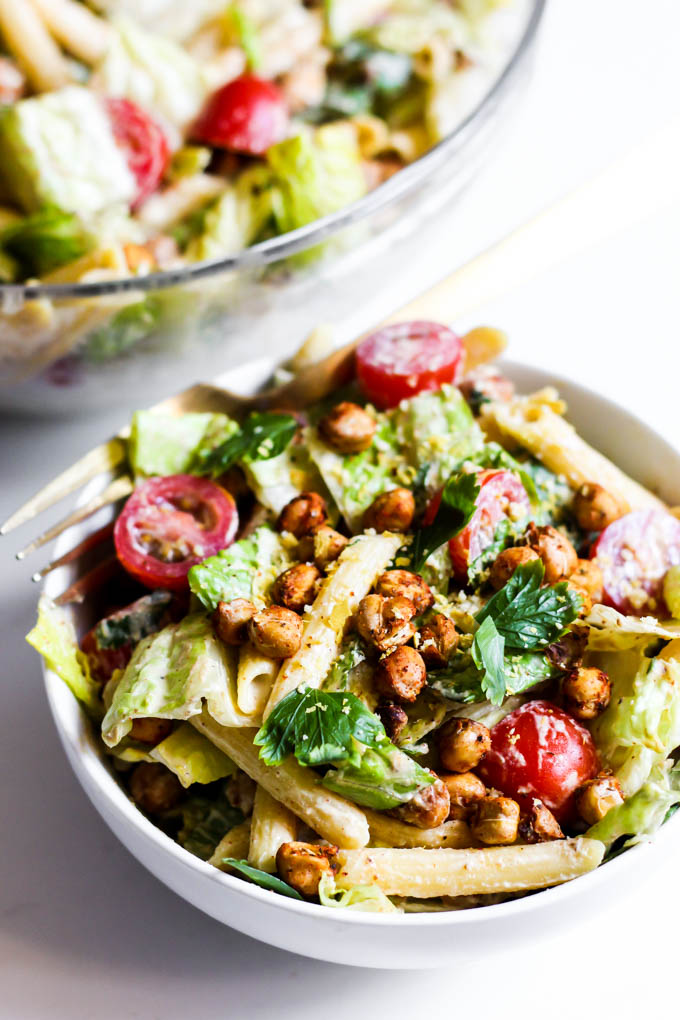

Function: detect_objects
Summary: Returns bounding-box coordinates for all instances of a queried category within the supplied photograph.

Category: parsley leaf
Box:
[223,859,303,899]
[410,472,480,572]
[194,411,297,477]
[471,616,506,704]
[254,687,387,768]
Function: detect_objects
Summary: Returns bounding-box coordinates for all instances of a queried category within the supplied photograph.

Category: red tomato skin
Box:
[105,97,170,207]
[478,700,600,822]
[592,509,680,616]
[81,629,131,685]
[355,322,463,409]
[192,75,288,155]
[114,475,238,592]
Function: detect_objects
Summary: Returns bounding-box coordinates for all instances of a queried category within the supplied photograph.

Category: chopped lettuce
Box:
[184,166,275,261]
[27,596,102,718]
[0,86,136,214]
[321,635,377,708]
[150,722,236,787]
[188,525,293,612]
[318,873,399,913]
[586,604,680,652]
[178,786,244,860]
[587,760,680,850]
[428,646,557,705]
[0,208,93,277]
[323,742,434,810]
[243,441,330,516]
[396,689,446,749]
[84,298,162,362]
[129,410,238,477]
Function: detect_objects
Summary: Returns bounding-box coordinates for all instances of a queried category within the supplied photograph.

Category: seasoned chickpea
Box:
[374,645,426,703]
[573,482,622,533]
[272,563,322,613]
[392,774,450,829]
[276,841,338,897]
[298,525,348,570]
[519,799,564,843]
[277,492,327,537]
[355,594,416,653]
[129,763,184,815]
[489,546,540,590]
[363,487,415,532]
[213,598,257,645]
[227,772,257,816]
[563,666,611,720]
[129,717,173,745]
[248,605,303,658]
[418,614,459,668]
[469,796,520,845]
[440,772,486,820]
[319,401,376,453]
[375,570,434,614]
[576,773,624,825]
[377,699,409,741]
[438,718,491,773]
[527,524,578,584]
[570,559,604,601]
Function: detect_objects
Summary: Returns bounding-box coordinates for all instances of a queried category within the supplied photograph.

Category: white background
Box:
[2,1,680,1016]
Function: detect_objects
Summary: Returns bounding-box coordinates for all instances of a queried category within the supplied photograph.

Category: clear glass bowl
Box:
[0,0,544,415]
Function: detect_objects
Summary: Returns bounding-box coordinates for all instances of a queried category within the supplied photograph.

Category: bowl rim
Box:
[41,353,680,930]
[3,0,546,303]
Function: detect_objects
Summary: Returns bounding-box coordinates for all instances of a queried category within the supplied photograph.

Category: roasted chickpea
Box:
[129,763,184,815]
[526,524,578,584]
[374,645,427,703]
[277,492,327,537]
[248,605,303,658]
[440,772,486,820]
[573,482,622,532]
[276,841,338,897]
[129,717,173,745]
[272,563,322,613]
[297,525,348,571]
[227,772,256,816]
[489,546,540,590]
[355,594,416,653]
[469,796,520,845]
[563,666,611,720]
[213,598,257,645]
[519,799,564,843]
[418,614,459,669]
[392,774,450,829]
[363,488,415,532]
[319,401,376,453]
[570,559,604,601]
[576,773,624,825]
[377,699,409,742]
[375,570,434,614]
[438,718,491,773]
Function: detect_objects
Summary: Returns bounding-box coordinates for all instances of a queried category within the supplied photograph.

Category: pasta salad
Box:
[28,321,680,912]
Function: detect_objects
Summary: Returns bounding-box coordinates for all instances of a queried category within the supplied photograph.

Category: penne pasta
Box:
[364,810,476,850]
[30,0,111,65]
[248,786,298,873]
[191,711,369,849]
[237,643,278,718]
[0,0,71,91]
[208,819,252,870]
[264,532,403,717]
[335,839,606,898]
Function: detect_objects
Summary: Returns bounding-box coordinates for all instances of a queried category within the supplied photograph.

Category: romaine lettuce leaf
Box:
[322,742,434,810]
[188,526,294,612]
[84,298,162,362]
[129,409,238,477]
[26,596,102,718]
[586,604,680,652]
[242,441,328,515]
[150,721,236,787]
[185,166,275,261]
[0,208,93,277]
[318,873,399,913]
[587,760,680,849]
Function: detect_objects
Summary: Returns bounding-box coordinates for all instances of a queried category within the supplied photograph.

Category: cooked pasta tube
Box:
[365,810,476,850]
[483,394,664,512]
[208,819,252,871]
[264,532,403,717]
[335,839,605,897]
[248,786,298,873]
[30,0,111,64]
[0,0,71,91]
[191,711,369,849]
[237,644,278,718]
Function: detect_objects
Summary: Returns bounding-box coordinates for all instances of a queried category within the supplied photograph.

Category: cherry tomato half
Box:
[478,700,600,822]
[106,97,170,208]
[355,321,463,409]
[192,74,288,155]
[592,509,680,616]
[81,630,131,686]
[114,475,238,591]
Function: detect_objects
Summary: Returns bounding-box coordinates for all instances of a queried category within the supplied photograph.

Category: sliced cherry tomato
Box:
[478,700,600,822]
[355,321,463,409]
[81,590,177,684]
[106,97,170,207]
[423,469,530,575]
[192,75,288,155]
[592,509,680,616]
[114,475,238,591]
[81,630,131,686]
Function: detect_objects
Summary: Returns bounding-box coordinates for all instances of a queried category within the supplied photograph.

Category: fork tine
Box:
[1,436,129,536]
[16,475,133,560]
[31,522,115,582]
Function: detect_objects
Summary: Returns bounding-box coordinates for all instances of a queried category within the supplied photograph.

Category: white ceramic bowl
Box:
[42,357,680,969]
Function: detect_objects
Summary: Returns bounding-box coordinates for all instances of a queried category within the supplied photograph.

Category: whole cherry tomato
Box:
[106,97,170,207]
[355,321,463,409]
[192,74,288,155]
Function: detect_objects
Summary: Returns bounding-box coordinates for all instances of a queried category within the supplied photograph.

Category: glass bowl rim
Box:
[0,0,545,303]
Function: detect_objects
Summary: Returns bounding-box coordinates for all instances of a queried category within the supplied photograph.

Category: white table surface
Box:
[2,1,680,1016]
